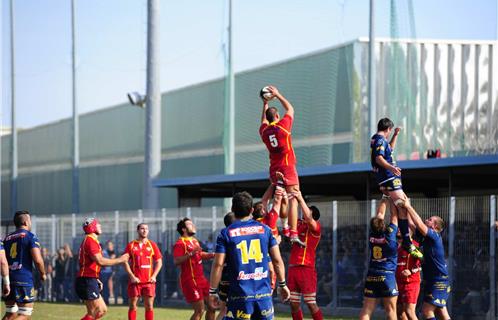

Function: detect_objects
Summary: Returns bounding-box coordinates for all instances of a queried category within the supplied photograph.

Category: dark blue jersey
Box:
[0,241,3,251]
[3,229,41,286]
[370,134,398,184]
[368,223,398,272]
[215,219,277,301]
[420,229,449,282]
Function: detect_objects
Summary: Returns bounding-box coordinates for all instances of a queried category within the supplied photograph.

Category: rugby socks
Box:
[145,309,154,320]
[311,309,323,320]
[128,309,137,320]
[291,309,303,320]
[81,315,94,320]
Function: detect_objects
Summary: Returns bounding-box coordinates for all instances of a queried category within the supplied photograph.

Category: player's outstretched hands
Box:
[267,86,280,98]
[2,283,10,297]
[277,285,290,303]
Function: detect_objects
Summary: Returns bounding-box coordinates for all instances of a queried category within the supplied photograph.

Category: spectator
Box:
[100,244,113,305]
[54,247,66,301]
[39,247,53,301]
[105,241,116,304]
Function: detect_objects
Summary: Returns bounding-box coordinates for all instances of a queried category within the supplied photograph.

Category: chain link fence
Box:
[1,196,496,319]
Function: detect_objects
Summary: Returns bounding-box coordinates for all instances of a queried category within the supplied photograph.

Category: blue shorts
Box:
[4,285,35,304]
[364,271,398,298]
[225,298,274,320]
[379,177,403,192]
[75,277,101,301]
[424,280,451,307]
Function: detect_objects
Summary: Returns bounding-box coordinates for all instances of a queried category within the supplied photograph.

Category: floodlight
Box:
[127,92,146,108]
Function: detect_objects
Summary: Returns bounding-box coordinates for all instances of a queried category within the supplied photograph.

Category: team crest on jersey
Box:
[229,226,264,237]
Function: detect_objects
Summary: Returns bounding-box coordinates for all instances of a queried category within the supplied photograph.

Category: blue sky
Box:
[2,0,497,128]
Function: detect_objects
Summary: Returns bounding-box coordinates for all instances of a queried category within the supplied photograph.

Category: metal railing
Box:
[1,196,496,319]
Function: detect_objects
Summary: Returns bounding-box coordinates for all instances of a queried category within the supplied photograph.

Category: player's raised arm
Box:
[399,199,428,236]
[268,86,294,119]
[294,191,318,231]
[92,252,128,267]
[261,99,270,125]
[389,127,401,150]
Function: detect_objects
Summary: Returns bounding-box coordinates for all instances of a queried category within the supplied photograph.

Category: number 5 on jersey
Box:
[269,134,278,147]
[236,239,263,264]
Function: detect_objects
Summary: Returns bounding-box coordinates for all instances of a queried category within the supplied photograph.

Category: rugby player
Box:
[370,118,422,259]
[287,191,323,320]
[75,218,129,320]
[259,86,305,247]
[173,218,216,320]
[0,241,10,297]
[216,212,235,320]
[123,223,163,320]
[359,197,399,320]
[399,200,452,320]
[2,210,46,320]
[208,191,290,320]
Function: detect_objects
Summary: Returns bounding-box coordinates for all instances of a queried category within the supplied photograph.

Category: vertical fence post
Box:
[212,206,217,234]
[72,213,76,250]
[32,215,37,234]
[114,210,120,254]
[490,195,496,319]
[160,208,167,306]
[448,196,455,314]
[51,214,57,255]
[186,207,191,219]
[332,201,338,309]
[367,199,376,250]
[138,209,143,223]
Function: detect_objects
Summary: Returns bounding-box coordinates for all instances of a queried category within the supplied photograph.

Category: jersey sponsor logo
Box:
[261,307,274,316]
[9,262,23,270]
[237,267,268,281]
[229,226,265,237]
[369,237,387,244]
[236,310,251,319]
[4,233,26,241]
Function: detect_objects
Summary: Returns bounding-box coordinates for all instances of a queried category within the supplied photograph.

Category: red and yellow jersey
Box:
[256,208,279,237]
[259,114,296,169]
[124,239,162,283]
[396,240,421,284]
[289,220,321,267]
[172,237,205,283]
[77,234,102,278]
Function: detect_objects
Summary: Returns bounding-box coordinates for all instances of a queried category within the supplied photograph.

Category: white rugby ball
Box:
[259,86,275,101]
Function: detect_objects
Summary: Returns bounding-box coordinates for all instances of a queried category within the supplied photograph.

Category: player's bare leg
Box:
[2,300,18,320]
[390,190,423,259]
[203,296,215,320]
[144,296,155,320]
[359,297,377,320]
[190,300,205,320]
[286,184,306,247]
[305,301,323,320]
[290,301,304,320]
[128,297,139,320]
[397,303,408,320]
[434,306,451,320]
[402,303,417,320]
[381,296,397,320]
[85,297,107,320]
[215,301,227,320]
[8,302,34,320]
[275,172,290,237]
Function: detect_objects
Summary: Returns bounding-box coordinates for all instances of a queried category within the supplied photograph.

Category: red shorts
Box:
[180,276,209,303]
[270,165,299,186]
[127,282,156,298]
[397,281,420,304]
[288,266,317,295]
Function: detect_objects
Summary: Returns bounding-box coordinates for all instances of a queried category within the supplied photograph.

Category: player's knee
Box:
[305,302,319,313]
[5,305,18,314]
[16,307,33,316]
[290,302,300,312]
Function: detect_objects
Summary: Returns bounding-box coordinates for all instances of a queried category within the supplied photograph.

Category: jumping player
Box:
[0,241,10,297]
[173,218,216,320]
[287,191,323,320]
[359,197,399,320]
[395,227,421,320]
[2,211,46,320]
[208,191,290,320]
[259,85,305,247]
[370,118,422,259]
[75,218,129,320]
[216,212,235,320]
[399,199,452,320]
[123,223,163,320]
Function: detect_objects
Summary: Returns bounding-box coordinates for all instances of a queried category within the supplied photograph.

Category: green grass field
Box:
[0,302,354,319]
